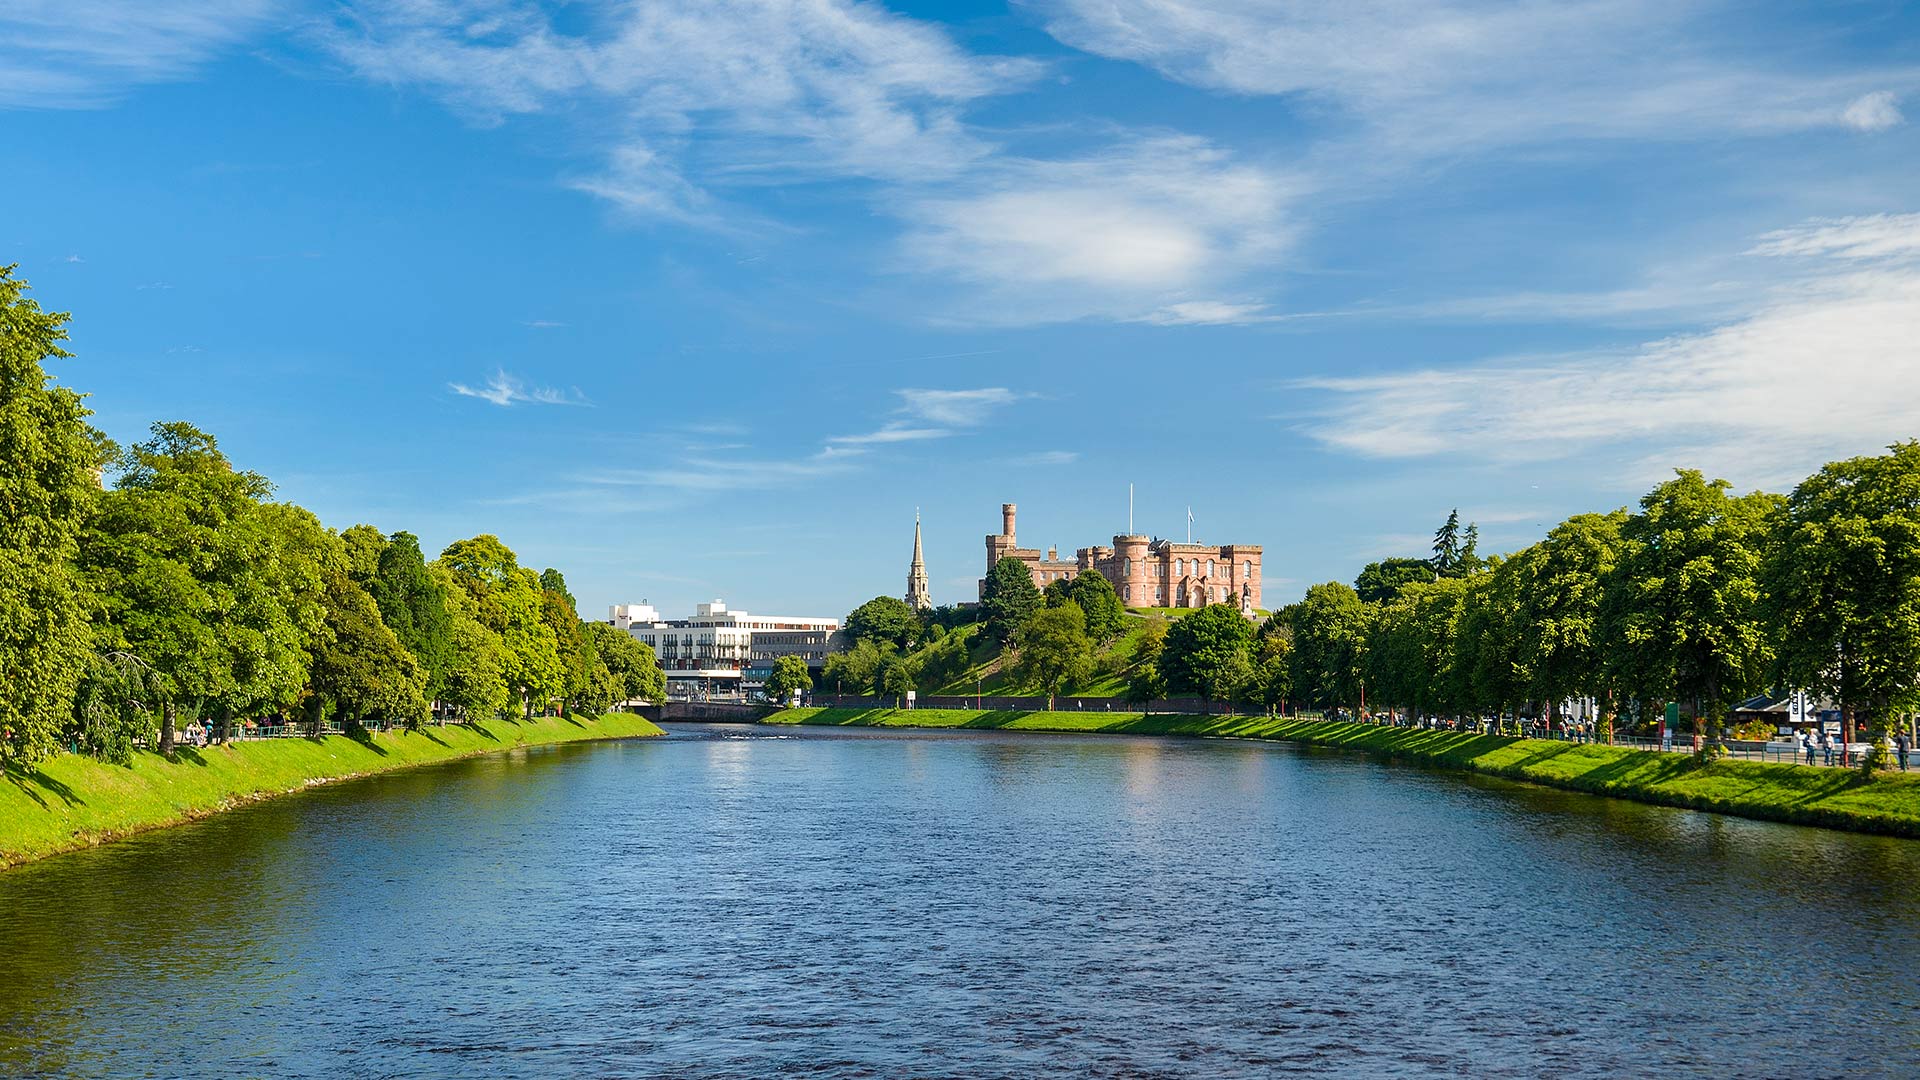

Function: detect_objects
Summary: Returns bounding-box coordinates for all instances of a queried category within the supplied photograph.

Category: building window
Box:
[1123,557,1132,577]
[1176,558,1184,576]
[1124,585,1132,601]
[1207,559,1215,577]
[1244,560,1252,578]
[1155,586,1164,602]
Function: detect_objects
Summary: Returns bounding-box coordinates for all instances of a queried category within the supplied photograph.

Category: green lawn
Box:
[0,712,665,868]
[768,708,1920,837]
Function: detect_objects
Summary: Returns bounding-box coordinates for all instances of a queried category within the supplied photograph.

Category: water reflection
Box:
[2,724,1916,1078]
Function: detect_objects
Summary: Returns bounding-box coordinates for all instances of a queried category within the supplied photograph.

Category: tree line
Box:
[1,267,663,764]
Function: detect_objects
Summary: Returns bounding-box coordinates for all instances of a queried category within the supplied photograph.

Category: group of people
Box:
[1796,727,1913,770]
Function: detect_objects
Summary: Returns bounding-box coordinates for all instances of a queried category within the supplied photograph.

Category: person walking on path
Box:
[1898,730,1911,772]
[1821,729,1835,766]
[1801,729,1814,765]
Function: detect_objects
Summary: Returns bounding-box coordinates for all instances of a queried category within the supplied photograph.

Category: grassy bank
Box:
[770,708,1920,837]
[0,712,665,868]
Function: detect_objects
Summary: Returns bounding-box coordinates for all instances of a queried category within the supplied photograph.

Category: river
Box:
[1,723,1916,1077]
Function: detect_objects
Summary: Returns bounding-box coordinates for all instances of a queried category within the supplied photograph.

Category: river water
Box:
[2,723,1916,1078]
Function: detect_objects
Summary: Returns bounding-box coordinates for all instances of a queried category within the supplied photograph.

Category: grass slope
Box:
[0,712,665,868]
[769,708,1920,837]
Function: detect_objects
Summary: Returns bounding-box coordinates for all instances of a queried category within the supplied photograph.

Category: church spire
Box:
[906,509,933,611]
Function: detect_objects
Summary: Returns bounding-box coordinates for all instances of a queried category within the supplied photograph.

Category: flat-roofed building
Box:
[613,599,840,701]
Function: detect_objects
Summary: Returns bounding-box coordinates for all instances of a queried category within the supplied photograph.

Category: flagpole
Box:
[1128,483,1134,534]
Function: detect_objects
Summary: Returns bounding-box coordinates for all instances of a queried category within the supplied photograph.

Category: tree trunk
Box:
[159,703,176,755]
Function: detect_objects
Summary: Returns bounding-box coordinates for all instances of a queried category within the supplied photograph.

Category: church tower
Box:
[906,511,933,611]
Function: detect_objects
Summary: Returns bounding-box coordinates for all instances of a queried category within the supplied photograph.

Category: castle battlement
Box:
[977,505,1262,610]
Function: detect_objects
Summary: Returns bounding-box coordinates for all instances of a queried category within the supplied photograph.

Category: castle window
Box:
[1124,585,1132,601]
[1244,560,1252,578]
[1207,559,1215,577]
[1176,559,1185,576]
[1123,557,1132,577]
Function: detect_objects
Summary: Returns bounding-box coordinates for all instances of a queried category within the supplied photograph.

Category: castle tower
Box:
[906,511,933,611]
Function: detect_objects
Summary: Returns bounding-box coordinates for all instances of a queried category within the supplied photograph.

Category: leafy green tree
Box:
[309,567,428,730]
[539,567,576,610]
[84,423,321,751]
[824,639,887,696]
[434,566,512,722]
[1159,603,1256,706]
[1015,602,1093,708]
[879,654,915,705]
[340,524,387,585]
[585,621,664,705]
[763,655,814,704]
[1764,443,1920,770]
[1431,510,1463,577]
[846,595,918,650]
[1287,582,1369,713]
[69,650,156,764]
[1065,569,1127,642]
[1124,663,1167,714]
[1248,620,1293,714]
[1354,557,1435,604]
[1508,511,1626,719]
[1456,557,1524,727]
[540,587,595,714]
[437,535,562,717]
[1600,470,1781,749]
[370,531,453,699]
[0,266,105,761]
[981,556,1041,646]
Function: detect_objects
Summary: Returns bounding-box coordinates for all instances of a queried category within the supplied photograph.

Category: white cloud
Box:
[1843,91,1904,133]
[324,0,1039,206]
[1001,450,1080,466]
[896,387,1024,426]
[826,422,950,447]
[449,369,591,407]
[1297,214,1920,487]
[0,1,281,108]
[898,135,1298,322]
[1027,1,1920,154]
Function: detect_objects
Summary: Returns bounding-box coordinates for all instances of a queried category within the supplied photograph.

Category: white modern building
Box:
[611,600,840,702]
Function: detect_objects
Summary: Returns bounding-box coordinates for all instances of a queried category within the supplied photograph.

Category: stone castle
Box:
[976,503,1262,611]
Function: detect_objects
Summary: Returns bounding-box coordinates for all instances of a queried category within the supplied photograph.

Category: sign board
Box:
[905,690,917,710]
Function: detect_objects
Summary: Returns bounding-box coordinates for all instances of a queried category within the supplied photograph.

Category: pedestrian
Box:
[1801,729,1815,765]
[1897,730,1910,772]
[1821,729,1834,766]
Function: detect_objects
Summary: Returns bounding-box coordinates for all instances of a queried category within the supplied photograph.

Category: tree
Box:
[879,655,915,705]
[1431,510,1463,577]
[1159,603,1256,706]
[370,531,453,699]
[539,567,576,610]
[763,655,814,704]
[981,556,1041,646]
[586,621,664,706]
[1248,627,1293,715]
[340,524,387,584]
[845,595,918,650]
[1065,569,1127,642]
[308,567,428,730]
[1600,470,1780,750]
[824,639,887,697]
[0,266,105,761]
[1509,512,1626,722]
[436,535,562,717]
[540,587,595,714]
[1355,557,1436,604]
[1015,602,1092,709]
[1764,443,1920,771]
[435,567,512,722]
[84,423,321,751]
[1287,582,1369,713]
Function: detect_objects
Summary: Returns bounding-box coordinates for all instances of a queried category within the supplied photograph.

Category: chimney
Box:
[1002,502,1017,540]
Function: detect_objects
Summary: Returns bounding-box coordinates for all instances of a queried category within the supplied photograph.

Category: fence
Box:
[806,694,1244,715]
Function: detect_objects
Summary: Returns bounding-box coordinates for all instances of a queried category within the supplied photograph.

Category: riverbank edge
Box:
[0,712,666,869]
[768,708,1920,838]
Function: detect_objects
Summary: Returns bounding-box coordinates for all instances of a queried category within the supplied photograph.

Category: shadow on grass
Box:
[3,759,85,809]
[165,746,209,767]
[463,721,502,742]
[345,726,390,757]
[414,727,448,747]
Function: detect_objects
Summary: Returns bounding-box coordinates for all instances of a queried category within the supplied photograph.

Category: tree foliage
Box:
[1287,582,1369,711]
[1159,603,1256,704]
[1354,557,1434,604]
[980,557,1041,646]
[763,655,814,704]
[0,267,103,761]
[1015,602,1093,707]
[845,594,919,650]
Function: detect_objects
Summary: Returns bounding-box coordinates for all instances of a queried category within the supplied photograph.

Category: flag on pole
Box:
[1187,506,1193,543]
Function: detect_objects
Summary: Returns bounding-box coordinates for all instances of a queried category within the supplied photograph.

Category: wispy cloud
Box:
[0,1,282,108]
[1297,214,1920,488]
[522,319,567,329]
[449,369,591,408]
[63,254,84,264]
[896,387,1025,426]
[1028,0,1917,156]
[1000,450,1080,467]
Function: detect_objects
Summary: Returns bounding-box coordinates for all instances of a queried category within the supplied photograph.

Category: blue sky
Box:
[6,1,1920,619]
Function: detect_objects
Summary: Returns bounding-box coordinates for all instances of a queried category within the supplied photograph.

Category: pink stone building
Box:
[978,503,1262,611]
